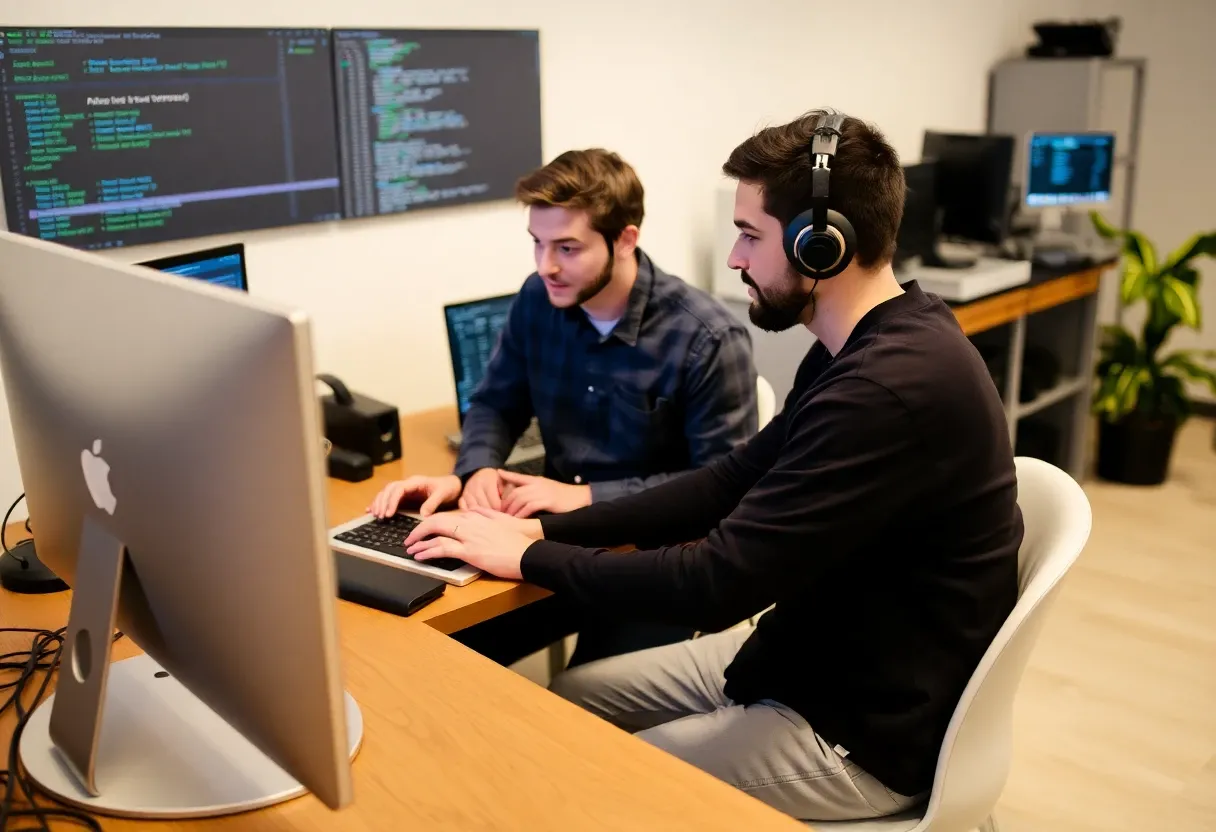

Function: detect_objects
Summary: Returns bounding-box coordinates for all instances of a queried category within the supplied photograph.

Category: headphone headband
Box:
[809,113,844,232]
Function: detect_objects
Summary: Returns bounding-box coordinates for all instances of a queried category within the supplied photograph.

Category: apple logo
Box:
[81,439,117,516]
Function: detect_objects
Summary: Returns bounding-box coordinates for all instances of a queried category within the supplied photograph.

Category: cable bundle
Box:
[0,627,102,830]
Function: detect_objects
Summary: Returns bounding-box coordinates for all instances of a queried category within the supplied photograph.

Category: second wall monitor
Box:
[333,29,542,220]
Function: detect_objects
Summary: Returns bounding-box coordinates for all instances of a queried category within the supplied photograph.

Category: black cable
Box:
[0,627,105,831]
[1,495,28,566]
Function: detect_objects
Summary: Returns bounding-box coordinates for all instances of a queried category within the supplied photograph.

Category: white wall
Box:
[0,0,1054,515]
[1072,0,1216,404]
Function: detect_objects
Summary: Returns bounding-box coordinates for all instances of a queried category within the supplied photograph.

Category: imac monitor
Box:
[0,231,359,818]
[443,294,515,425]
[139,243,249,291]
[1025,132,1115,207]
[921,131,1016,245]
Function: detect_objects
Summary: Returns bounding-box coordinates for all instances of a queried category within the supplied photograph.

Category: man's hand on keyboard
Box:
[404,510,543,581]
[458,468,504,513]
[498,471,591,518]
[368,475,462,519]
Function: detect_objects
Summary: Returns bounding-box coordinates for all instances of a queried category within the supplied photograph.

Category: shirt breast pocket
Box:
[609,387,674,459]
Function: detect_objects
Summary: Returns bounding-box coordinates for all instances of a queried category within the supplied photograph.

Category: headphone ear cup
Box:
[782,209,858,279]
[782,209,818,278]
[818,209,857,279]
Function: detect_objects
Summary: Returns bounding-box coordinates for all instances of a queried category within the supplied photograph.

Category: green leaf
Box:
[1160,350,1216,394]
[1089,211,1153,271]
[1091,211,1120,239]
[1164,231,1216,272]
[1161,277,1201,329]
[1120,261,1150,303]
[1098,325,1138,366]
[1126,230,1158,275]
[1171,264,1200,288]
[1114,366,1147,416]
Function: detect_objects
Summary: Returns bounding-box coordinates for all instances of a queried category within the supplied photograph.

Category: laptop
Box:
[442,294,546,475]
[139,243,250,291]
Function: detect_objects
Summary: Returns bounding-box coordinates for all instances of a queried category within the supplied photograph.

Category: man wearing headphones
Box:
[402,111,1023,822]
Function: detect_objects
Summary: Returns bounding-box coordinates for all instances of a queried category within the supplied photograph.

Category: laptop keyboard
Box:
[334,514,467,572]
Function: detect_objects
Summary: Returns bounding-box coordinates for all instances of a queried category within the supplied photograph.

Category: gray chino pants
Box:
[549,626,925,822]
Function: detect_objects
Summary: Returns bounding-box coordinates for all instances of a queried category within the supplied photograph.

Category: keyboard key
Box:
[336,514,467,572]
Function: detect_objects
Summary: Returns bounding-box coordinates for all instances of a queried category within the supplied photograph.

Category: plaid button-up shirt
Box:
[454,250,758,502]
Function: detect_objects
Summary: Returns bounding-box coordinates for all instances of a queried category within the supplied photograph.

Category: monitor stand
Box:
[921,208,979,269]
[19,517,364,819]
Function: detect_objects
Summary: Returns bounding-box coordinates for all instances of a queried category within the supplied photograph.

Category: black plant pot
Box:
[1096,414,1180,485]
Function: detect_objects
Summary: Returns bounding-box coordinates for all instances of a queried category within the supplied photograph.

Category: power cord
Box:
[1,495,29,567]
[0,627,122,830]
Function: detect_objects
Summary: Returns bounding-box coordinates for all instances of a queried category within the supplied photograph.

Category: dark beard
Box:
[573,247,616,306]
[742,269,813,332]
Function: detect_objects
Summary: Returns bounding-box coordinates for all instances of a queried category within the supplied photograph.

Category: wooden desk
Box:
[0,588,803,830]
[326,405,551,634]
[0,405,804,830]
[950,266,1103,337]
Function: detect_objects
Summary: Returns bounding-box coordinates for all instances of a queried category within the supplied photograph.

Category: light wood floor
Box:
[512,418,1216,831]
[997,416,1216,832]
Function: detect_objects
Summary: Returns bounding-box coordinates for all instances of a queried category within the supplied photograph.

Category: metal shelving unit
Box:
[988,55,1146,324]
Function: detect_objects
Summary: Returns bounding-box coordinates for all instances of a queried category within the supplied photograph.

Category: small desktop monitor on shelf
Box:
[1024,132,1115,208]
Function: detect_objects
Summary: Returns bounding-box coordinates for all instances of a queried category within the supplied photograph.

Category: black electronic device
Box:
[0,539,69,594]
[332,28,542,220]
[894,162,939,269]
[921,131,1016,248]
[334,552,445,617]
[316,374,402,466]
[0,494,67,594]
[0,27,342,251]
[327,446,373,483]
[1027,18,1120,58]
[782,112,857,279]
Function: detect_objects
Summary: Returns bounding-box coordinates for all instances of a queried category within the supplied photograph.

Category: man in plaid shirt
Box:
[369,148,758,665]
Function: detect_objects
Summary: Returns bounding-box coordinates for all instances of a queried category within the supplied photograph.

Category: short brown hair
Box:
[722,110,905,268]
[515,149,645,243]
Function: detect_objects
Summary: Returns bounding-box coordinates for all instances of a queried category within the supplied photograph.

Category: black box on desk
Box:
[321,387,402,466]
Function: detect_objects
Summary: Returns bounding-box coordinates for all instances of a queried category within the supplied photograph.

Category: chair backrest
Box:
[756,375,776,430]
[915,457,1092,832]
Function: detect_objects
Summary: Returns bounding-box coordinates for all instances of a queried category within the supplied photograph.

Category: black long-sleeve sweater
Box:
[523,281,1023,796]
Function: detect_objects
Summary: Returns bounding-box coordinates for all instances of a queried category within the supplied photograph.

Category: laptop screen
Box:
[444,294,516,422]
[139,244,248,292]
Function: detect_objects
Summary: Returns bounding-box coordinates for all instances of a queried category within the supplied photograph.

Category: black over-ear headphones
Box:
[782,112,857,279]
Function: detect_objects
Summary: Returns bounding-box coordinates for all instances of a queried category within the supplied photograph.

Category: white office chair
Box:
[756,375,776,430]
[814,457,1092,832]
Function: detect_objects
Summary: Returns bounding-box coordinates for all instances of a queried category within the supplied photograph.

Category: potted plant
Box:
[1090,212,1216,485]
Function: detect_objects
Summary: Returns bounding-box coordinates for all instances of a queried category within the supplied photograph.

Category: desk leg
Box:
[1004,315,1027,446]
[1069,292,1100,478]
